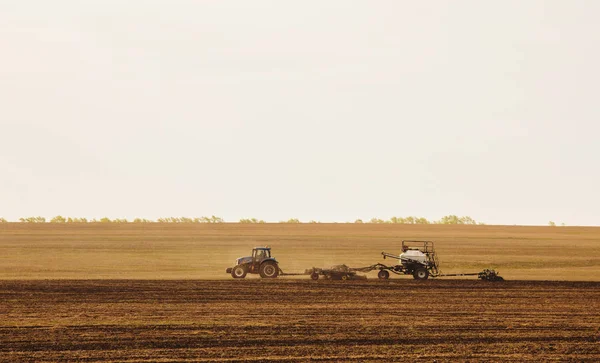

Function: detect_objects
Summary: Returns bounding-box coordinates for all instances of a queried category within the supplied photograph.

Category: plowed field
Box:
[2,280,599,362]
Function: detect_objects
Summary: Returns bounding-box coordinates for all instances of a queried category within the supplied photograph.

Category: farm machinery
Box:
[352,240,504,281]
[305,265,367,281]
[225,246,305,279]
[226,247,280,278]
[225,241,503,281]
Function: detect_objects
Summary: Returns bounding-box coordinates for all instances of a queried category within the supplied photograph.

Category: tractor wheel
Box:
[341,275,349,281]
[231,265,247,279]
[413,268,429,280]
[378,270,390,280]
[259,262,279,278]
[310,272,320,281]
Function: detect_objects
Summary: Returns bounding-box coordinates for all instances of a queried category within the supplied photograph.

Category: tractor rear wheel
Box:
[413,268,429,280]
[259,262,279,278]
[378,270,390,280]
[231,265,247,279]
[310,272,319,281]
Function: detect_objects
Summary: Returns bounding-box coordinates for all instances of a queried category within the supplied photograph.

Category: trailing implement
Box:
[305,265,368,281]
[353,240,503,281]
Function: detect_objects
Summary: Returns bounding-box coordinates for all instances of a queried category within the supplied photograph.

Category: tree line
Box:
[0,215,487,225]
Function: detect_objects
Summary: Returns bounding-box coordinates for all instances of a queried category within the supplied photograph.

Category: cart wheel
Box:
[413,268,429,280]
[341,275,349,281]
[378,270,390,280]
[310,272,319,281]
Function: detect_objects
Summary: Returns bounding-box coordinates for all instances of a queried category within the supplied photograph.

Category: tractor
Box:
[226,247,279,279]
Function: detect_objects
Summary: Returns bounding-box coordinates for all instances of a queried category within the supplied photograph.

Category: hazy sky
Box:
[1,1,599,225]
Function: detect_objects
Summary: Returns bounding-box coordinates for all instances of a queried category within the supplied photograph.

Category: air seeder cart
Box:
[353,240,503,281]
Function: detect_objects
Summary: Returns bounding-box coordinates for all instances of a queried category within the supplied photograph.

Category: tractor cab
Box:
[252,247,271,263]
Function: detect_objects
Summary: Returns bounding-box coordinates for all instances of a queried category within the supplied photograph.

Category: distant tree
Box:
[208,215,224,223]
[155,216,224,223]
[239,218,266,223]
[99,217,112,223]
[280,218,301,223]
[354,219,364,223]
[193,216,223,223]
[158,217,183,223]
[308,220,320,223]
[561,222,566,226]
[113,218,128,223]
[459,216,477,225]
[51,216,67,223]
[437,215,461,224]
[369,218,387,224]
[65,217,88,223]
[19,216,46,223]
[548,221,556,227]
[0,217,7,223]
[133,218,153,223]
[436,215,479,225]
[415,217,430,224]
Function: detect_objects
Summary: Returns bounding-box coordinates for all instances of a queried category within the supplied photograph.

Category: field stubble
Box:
[0,223,599,280]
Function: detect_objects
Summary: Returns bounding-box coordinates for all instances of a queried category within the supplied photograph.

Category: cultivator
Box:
[304,265,367,281]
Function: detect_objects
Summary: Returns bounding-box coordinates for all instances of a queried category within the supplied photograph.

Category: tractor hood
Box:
[236,256,253,265]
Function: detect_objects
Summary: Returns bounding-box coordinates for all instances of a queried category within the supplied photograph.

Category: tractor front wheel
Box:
[413,268,429,280]
[311,272,320,281]
[259,262,279,278]
[378,270,390,280]
[231,265,247,279]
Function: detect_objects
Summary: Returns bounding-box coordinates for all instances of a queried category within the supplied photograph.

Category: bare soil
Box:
[1,279,599,362]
